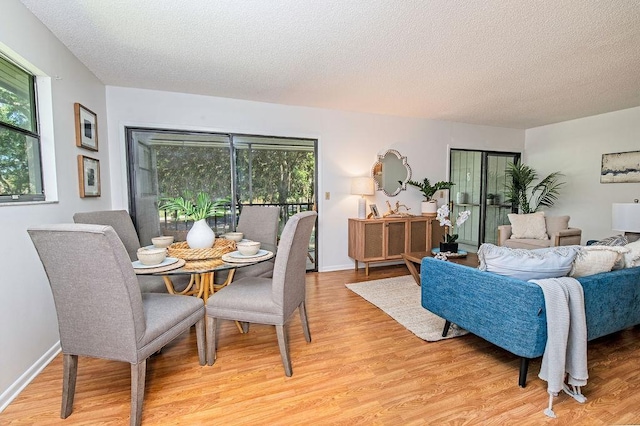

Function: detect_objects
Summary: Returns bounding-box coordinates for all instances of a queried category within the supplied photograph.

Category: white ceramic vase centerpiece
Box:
[159,192,223,249]
[406,178,455,216]
[187,218,215,249]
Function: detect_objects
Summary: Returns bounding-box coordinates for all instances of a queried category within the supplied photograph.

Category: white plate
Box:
[132,257,179,269]
[229,249,269,259]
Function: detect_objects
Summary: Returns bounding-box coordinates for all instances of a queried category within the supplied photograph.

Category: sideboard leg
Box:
[365,263,369,276]
[519,358,530,387]
[354,260,358,271]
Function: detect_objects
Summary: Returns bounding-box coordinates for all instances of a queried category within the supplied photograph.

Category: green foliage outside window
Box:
[154,141,314,206]
[0,55,43,200]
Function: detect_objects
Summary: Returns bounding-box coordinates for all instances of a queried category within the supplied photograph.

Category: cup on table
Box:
[223,232,244,242]
[137,247,167,265]
[236,240,260,256]
[151,235,174,248]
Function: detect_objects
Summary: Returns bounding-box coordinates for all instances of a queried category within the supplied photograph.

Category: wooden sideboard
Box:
[348,215,438,275]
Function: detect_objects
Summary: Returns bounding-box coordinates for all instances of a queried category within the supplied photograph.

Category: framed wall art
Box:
[601,150,640,183]
[74,103,98,151]
[77,155,100,197]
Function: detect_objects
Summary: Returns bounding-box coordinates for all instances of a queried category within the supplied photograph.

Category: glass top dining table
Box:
[134,243,276,303]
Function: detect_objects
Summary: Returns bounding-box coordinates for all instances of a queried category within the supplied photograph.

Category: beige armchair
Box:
[498,215,582,249]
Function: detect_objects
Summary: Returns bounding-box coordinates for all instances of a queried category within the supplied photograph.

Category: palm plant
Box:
[504,161,564,213]
[159,192,226,221]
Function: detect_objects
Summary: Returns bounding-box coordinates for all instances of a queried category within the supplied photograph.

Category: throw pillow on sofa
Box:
[570,245,630,277]
[594,234,629,246]
[623,239,640,268]
[592,234,629,269]
[478,243,580,281]
[507,212,548,240]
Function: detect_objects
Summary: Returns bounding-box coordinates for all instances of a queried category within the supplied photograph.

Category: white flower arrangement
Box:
[436,204,471,243]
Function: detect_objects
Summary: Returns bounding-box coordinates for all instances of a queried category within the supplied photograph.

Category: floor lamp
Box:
[612,201,640,242]
[351,177,375,219]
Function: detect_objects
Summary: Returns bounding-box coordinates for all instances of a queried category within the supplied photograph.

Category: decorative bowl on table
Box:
[236,240,261,256]
[151,235,174,248]
[223,232,244,242]
[136,247,167,265]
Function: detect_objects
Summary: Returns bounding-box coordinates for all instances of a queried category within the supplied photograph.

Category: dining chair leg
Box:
[275,324,293,377]
[205,316,218,365]
[195,317,206,366]
[61,354,78,418]
[299,301,311,343]
[130,360,146,426]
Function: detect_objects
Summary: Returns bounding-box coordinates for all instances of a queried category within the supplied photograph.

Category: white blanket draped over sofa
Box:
[530,276,588,417]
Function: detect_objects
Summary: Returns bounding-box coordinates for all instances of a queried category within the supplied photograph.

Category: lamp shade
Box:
[612,202,640,232]
[351,177,375,196]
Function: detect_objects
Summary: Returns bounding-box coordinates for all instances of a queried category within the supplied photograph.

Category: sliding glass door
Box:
[450,149,520,250]
[126,128,318,271]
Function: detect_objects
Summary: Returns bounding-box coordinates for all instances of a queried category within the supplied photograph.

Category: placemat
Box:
[221,251,274,263]
[134,258,186,274]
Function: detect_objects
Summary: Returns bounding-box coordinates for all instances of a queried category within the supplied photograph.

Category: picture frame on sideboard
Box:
[369,204,380,219]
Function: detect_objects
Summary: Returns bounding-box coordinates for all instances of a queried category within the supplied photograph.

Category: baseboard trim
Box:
[0,341,61,412]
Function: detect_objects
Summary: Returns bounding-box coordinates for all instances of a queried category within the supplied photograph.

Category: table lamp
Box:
[612,200,640,242]
[351,177,375,219]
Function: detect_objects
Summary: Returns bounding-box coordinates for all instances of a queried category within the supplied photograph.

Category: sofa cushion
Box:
[623,239,640,268]
[545,215,570,236]
[508,212,548,240]
[570,245,629,277]
[478,243,580,281]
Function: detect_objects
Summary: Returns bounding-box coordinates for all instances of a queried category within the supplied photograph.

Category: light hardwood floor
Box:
[2,265,640,425]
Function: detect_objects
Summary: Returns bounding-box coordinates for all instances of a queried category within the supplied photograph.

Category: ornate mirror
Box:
[371,149,412,196]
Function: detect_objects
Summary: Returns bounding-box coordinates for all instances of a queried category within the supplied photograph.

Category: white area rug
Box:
[346,275,468,342]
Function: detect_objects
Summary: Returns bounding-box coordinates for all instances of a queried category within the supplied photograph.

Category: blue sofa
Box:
[420,257,640,387]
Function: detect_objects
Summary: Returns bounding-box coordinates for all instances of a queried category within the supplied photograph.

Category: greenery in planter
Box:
[405,178,455,201]
[504,160,564,214]
[159,192,228,221]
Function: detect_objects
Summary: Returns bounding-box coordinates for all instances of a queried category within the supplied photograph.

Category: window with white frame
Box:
[0,54,44,202]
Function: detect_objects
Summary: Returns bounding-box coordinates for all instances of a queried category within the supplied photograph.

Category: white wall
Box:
[0,0,109,410]
[106,87,525,271]
[525,106,640,241]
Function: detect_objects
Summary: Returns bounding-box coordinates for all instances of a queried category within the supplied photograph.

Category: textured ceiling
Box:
[20,0,640,129]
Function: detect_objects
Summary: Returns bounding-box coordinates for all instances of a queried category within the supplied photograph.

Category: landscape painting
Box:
[601,151,640,183]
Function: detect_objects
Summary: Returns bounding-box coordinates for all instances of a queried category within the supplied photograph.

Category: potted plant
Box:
[159,192,226,248]
[486,193,496,205]
[405,178,455,215]
[504,161,564,213]
[436,204,471,253]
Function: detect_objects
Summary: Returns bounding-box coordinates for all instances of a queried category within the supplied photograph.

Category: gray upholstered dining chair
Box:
[28,223,205,426]
[73,210,141,260]
[216,205,281,284]
[73,210,188,293]
[206,210,317,376]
